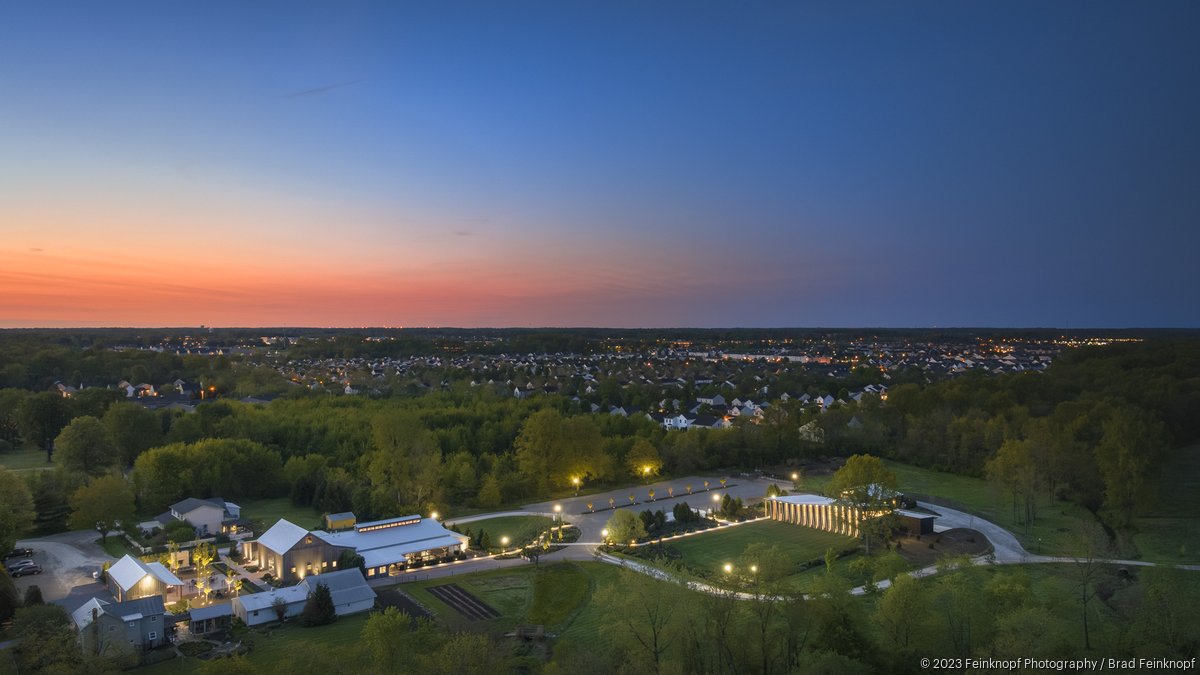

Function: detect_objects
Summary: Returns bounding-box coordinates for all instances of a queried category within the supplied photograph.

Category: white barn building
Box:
[231,568,375,626]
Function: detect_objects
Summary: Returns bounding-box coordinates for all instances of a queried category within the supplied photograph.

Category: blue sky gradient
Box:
[2,1,1197,327]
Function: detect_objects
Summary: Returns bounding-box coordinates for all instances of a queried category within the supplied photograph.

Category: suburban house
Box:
[242,514,469,583]
[230,568,375,627]
[142,497,246,538]
[72,595,169,655]
[107,555,185,602]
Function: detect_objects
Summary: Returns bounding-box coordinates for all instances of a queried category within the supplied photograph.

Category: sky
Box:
[2,1,1197,328]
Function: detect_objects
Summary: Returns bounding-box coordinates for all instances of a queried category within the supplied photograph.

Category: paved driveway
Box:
[522,475,772,561]
[13,530,117,606]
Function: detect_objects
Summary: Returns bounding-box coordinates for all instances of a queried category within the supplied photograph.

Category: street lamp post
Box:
[572,476,581,496]
[553,504,562,524]
[601,528,609,545]
[500,536,510,553]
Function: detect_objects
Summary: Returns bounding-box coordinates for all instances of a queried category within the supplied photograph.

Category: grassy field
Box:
[667,520,855,574]
[403,562,593,635]
[0,446,53,471]
[1134,443,1200,563]
[454,515,555,548]
[139,613,372,674]
[99,535,138,559]
[799,459,1108,556]
[237,497,322,531]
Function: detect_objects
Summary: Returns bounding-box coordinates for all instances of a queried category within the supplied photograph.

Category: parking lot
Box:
[11,530,117,610]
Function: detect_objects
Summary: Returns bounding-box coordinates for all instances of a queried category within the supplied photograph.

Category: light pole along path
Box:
[436,483,1200,600]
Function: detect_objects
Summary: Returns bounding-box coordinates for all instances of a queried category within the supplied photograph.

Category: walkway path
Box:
[586,497,1200,600]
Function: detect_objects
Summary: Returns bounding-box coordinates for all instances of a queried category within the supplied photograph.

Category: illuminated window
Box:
[332,560,337,568]
[322,561,328,568]
[290,567,296,573]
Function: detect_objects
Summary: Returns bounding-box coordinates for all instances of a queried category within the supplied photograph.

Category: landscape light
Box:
[750,564,758,573]
[713,494,721,502]
[430,511,439,520]
[791,472,799,481]
[723,563,733,574]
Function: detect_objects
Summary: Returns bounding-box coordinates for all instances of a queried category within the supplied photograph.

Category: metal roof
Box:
[189,603,234,621]
[255,519,310,555]
[232,584,309,613]
[311,516,467,568]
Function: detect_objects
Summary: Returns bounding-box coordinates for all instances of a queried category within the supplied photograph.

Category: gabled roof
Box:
[72,597,110,629]
[107,555,180,591]
[311,515,467,569]
[171,497,225,515]
[301,568,376,606]
[233,584,309,613]
[109,595,166,621]
[256,519,310,555]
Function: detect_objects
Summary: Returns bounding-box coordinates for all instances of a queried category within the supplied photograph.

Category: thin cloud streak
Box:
[281,79,366,98]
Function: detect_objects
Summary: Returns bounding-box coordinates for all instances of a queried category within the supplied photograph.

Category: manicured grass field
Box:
[0,446,53,471]
[1134,443,1200,564]
[668,520,857,573]
[454,515,555,548]
[237,497,322,531]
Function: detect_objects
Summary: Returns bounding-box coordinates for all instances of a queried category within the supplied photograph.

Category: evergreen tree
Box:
[23,584,44,606]
[300,582,337,627]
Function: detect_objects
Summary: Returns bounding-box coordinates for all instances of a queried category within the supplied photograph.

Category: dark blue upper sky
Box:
[2,1,1197,327]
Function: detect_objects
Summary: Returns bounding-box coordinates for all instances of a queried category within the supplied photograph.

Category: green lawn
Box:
[405,565,535,632]
[404,561,593,635]
[453,515,555,549]
[139,614,372,674]
[527,563,591,626]
[1134,443,1200,564]
[795,459,1108,556]
[668,520,857,574]
[0,445,53,471]
[623,520,868,593]
[237,497,322,531]
[98,535,137,559]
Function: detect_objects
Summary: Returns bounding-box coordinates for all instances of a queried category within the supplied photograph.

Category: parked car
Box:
[3,548,33,559]
[5,559,38,572]
[10,564,42,577]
